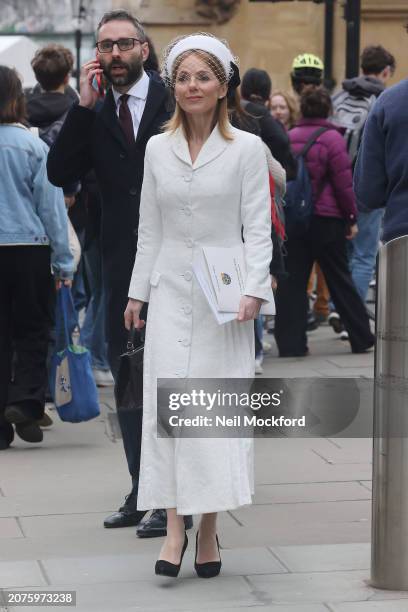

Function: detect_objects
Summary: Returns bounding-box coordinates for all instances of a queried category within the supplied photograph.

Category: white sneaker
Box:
[255,358,264,375]
[262,340,272,352]
[93,369,115,387]
[340,330,349,341]
[328,311,344,334]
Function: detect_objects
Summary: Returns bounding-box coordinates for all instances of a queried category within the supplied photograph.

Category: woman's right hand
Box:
[55,278,73,290]
[124,299,145,331]
[271,275,278,291]
[79,60,103,109]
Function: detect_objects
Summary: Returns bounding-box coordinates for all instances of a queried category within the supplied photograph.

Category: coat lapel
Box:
[171,128,193,167]
[99,89,128,150]
[136,79,167,145]
[171,124,230,169]
[193,125,229,170]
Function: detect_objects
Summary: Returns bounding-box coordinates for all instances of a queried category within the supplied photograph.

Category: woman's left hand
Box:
[237,295,263,322]
[346,223,358,240]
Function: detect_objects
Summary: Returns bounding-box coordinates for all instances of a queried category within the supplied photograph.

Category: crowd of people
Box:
[0,7,402,579]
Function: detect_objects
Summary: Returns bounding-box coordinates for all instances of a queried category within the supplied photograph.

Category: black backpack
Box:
[38,110,69,148]
[285,127,330,236]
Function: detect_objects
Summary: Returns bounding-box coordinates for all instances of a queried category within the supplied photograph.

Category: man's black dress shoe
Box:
[0,423,14,450]
[137,509,193,538]
[104,492,147,528]
[5,404,43,443]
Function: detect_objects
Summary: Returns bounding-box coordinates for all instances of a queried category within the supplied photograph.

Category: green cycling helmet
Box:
[291,53,324,94]
[292,53,324,72]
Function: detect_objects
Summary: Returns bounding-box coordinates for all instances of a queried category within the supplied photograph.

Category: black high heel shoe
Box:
[194,531,222,578]
[155,532,188,578]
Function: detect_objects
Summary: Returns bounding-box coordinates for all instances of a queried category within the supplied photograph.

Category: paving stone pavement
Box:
[1,324,408,611]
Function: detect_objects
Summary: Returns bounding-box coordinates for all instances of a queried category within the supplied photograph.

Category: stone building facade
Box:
[115,0,408,92]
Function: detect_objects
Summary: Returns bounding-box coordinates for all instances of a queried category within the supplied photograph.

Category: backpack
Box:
[331,90,376,164]
[38,110,69,148]
[284,127,330,237]
[37,109,80,197]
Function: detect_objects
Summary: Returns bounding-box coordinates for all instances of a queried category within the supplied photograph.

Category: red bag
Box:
[269,174,285,243]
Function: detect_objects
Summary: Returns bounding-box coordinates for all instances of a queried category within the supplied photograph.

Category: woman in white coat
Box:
[125,33,273,578]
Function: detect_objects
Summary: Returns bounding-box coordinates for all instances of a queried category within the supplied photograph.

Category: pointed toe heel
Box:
[155,559,181,578]
[194,532,222,578]
[155,532,188,578]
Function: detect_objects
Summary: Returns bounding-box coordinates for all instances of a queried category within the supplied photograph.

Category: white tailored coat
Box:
[128,123,272,515]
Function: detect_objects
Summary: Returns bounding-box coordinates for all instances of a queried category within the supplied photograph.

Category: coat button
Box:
[184,207,192,216]
[181,338,191,347]
[184,271,192,281]
[184,175,192,182]
[120,152,126,159]
[183,305,192,315]
[186,238,193,248]
[129,187,138,196]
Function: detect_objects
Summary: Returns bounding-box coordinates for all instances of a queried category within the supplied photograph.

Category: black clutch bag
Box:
[114,327,144,413]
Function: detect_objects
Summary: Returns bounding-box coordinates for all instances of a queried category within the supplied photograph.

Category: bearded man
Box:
[47,10,192,537]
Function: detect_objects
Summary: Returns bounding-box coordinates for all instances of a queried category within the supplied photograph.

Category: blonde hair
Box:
[270,90,299,129]
[163,50,233,141]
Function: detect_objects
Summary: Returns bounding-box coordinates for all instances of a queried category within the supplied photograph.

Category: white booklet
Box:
[192,251,236,325]
[193,245,275,325]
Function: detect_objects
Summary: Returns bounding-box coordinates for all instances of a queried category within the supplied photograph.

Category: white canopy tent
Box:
[0,36,39,89]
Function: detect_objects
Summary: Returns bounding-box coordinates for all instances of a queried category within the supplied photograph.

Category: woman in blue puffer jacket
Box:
[0,66,74,449]
[274,86,374,357]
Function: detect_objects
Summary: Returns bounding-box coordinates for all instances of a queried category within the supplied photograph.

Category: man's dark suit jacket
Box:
[47,78,171,366]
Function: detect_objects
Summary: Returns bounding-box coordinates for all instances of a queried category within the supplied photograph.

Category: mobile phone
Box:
[95,72,105,98]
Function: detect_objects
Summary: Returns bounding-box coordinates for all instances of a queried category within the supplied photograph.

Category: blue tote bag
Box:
[49,285,100,423]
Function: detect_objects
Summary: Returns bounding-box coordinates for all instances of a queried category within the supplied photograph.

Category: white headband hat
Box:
[165,34,235,82]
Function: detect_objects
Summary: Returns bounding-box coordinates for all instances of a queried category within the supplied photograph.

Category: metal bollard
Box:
[372,235,408,590]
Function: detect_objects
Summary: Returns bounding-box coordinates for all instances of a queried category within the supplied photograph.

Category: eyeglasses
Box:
[176,71,216,84]
[96,38,142,53]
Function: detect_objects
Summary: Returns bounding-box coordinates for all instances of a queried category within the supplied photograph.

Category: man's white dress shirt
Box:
[112,70,149,141]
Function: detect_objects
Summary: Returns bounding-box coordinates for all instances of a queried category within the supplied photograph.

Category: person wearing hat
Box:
[291,53,324,95]
[125,33,273,578]
[291,54,332,329]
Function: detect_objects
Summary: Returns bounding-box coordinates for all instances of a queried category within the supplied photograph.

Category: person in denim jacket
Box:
[0,66,74,450]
